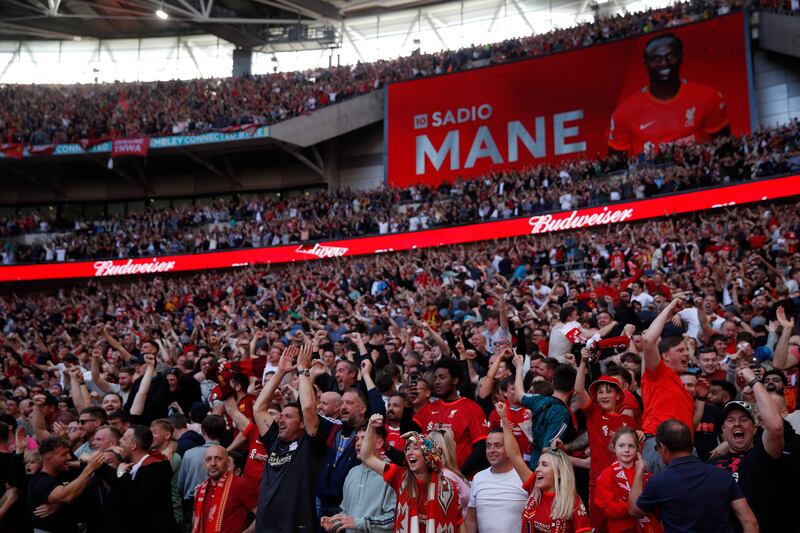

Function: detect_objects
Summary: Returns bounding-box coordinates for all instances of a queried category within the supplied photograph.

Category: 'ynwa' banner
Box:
[0,176,796,283]
[385,12,752,187]
[111,137,150,158]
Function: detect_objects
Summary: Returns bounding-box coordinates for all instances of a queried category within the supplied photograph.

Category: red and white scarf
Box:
[399,470,459,533]
[192,471,234,533]
[611,461,662,533]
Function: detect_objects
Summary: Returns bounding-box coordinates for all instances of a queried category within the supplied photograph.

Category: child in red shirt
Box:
[574,351,637,532]
[594,428,662,533]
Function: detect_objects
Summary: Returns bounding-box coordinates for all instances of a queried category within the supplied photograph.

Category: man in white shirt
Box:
[466,429,528,533]
[629,281,654,308]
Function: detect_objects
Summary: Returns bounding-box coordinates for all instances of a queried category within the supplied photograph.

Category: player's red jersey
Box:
[608,80,728,155]
[413,397,489,468]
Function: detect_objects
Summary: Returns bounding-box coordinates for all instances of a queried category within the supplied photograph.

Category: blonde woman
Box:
[428,429,470,516]
[495,403,590,533]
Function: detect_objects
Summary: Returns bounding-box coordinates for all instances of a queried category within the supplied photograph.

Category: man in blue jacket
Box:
[316,359,385,528]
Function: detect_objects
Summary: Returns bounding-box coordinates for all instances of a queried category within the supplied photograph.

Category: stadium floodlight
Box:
[156,2,169,20]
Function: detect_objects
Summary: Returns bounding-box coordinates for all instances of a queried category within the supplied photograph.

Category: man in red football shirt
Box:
[609,33,730,157]
[413,358,489,477]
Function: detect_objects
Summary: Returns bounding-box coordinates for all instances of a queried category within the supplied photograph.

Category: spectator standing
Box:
[513,355,575,470]
[360,414,464,533]
[27,436,106,533]
[630,419,758,533]
[466,428,528,533]
[176,414,227,526]
[96,425,180,533]
[708,365,786,532]
[413,358,489,477]
[573,351,637,531]
[640,299,697,473]
[254,343,327,532]
[191,444,256,533]
[320,425,395,533]
[495,403,591,532]
[594,427,662,533]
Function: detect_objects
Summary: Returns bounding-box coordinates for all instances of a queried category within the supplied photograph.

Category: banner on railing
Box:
[0,126,271,159]
[111,137,150,158]
[0,176,797,282]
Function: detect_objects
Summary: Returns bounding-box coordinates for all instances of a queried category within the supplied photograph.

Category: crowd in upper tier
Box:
[0,0,745,146]
[2,118,799,265]
[0,198,799,532]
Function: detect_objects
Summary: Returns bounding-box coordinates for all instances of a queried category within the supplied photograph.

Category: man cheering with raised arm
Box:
[253,340,327,533]
[640,298,700,473]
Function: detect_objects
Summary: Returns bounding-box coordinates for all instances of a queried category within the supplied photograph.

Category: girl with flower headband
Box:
[495,403,590,533]
[360,414,465,533]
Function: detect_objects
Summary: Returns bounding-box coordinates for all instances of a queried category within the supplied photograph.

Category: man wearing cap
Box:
[708,365,786,532]
[574,351,636,531]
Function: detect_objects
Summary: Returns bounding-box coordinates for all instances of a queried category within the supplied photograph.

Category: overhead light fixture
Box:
[156,8,169,20]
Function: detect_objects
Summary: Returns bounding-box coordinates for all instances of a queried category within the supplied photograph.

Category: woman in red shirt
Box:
[495,403,591,533]
[360,414,464,533]
[594,428,662,533]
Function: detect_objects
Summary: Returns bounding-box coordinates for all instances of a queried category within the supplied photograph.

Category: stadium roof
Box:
[0,0,464,48]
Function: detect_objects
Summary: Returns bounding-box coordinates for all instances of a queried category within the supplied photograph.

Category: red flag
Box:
[216,357,269,398]
[0,143,23,159]
[28,144,55,156]
[80,137,109,151]
[111,137,149,158]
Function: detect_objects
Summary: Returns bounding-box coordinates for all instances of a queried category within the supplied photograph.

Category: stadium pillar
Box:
[324,138,340,192]
[232,49,253,77]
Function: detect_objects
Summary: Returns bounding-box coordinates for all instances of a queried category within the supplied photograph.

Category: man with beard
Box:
[762,369,787,397]
[317,359,385,523]
[384,391,407,451]
[95,425,179,533]
[28,436,106,533]
[192,445,256,533]
[708,366,786,532]
[320,426,395,533]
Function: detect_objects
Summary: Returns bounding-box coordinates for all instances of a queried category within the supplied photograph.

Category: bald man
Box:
[192,445,257,533]
[319,391,343,419]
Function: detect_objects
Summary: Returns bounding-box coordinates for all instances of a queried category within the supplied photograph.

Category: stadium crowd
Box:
[2,117,800,264]
[0,197,799,532]
[0,0,745,146]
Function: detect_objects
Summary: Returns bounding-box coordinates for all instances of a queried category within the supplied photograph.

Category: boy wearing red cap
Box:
[574,349,638,532]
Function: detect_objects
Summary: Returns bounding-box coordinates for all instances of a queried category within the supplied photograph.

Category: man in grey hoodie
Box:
[320,424,396,533]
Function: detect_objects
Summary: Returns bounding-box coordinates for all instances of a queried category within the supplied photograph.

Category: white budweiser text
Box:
[294,243,349,259]
[528,206,635,234]
[93,258,177,277]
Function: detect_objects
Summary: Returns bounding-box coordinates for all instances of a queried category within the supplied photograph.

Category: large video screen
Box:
[385,12,752,188]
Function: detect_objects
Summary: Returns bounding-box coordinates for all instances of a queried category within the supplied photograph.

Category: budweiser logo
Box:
[93,258,177,277]
[294,243,349,259]
[529,206,634,234]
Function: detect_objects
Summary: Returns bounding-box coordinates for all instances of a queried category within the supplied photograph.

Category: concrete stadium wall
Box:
[751,42,800,128]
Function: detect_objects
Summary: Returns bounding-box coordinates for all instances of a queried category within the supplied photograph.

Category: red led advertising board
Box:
[385,12,752,188]
[0,176,796,283]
